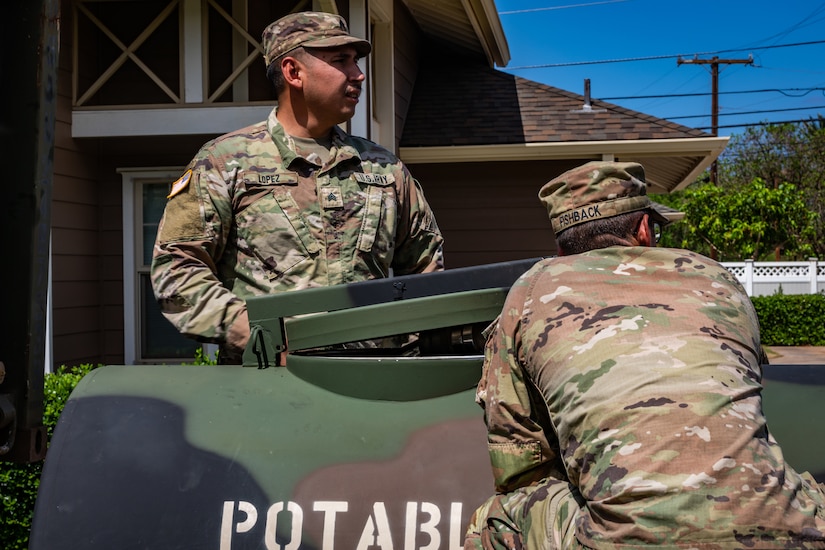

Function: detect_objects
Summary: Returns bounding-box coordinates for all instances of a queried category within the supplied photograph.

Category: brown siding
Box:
[393,1,421,150]
[408,160,589,268]
[51,2,103,369]
[51,4,213,368]
[94,134,216,367]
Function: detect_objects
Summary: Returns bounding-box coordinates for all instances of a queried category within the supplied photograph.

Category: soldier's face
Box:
[301,46,366,128]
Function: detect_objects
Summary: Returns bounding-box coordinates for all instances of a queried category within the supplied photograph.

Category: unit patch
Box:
[167,170,192,198]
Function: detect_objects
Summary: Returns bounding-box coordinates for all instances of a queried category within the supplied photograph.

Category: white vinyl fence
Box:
[722,258,825,297]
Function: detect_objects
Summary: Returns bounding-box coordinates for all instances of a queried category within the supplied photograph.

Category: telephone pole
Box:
[678,55,753,183]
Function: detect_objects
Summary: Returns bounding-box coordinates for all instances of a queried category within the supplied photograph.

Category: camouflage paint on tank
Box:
[28,260,825,549]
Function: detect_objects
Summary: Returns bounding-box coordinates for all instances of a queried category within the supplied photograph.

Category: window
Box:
[346,0,394,150]
[368,7,393,148]
[121,168,207,364]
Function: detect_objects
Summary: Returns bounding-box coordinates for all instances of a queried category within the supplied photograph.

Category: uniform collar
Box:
[267,107,363,172]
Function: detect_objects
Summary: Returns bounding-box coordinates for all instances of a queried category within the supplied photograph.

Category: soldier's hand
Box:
[226,309,250,355]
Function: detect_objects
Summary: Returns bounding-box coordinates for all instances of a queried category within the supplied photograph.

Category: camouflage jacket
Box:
[478,246,825,548]
[151,108,443,349]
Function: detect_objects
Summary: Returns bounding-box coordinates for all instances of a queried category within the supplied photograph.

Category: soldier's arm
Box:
[391,168,444,274]
[150,161,248,352]
[479,283,567,493]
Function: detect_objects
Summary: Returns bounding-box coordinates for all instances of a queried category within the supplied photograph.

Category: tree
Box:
[717,117,825,258]
[677,179,816,261]
[654,118,824,260]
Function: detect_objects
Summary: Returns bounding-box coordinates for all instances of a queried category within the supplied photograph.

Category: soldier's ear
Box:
[282,57,303,88]
[635,212,654,247]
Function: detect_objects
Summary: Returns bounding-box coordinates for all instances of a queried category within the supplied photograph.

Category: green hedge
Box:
[0,364,96,550]
[752,292,825,346]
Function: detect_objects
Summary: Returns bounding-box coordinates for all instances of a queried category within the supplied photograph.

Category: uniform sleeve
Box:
[390,167,444,274]
[149,156,247,349]
[478,279,568,493]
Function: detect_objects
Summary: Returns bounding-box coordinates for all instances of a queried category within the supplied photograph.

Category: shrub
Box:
[752,293,825,346]
[184,347,219,365]
[0,364,96,550]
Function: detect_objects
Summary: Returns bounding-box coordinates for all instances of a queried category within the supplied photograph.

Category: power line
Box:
[499,0,628,15]
[696,118,824,131]
[506,39,825,70]
[677,57,755,168]
[599,87,825,101]
[666,105,825,120]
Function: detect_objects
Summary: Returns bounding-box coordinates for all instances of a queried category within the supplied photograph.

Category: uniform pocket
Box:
[355,182,396,256]
[488,440,544,490]
[235,188,321,280]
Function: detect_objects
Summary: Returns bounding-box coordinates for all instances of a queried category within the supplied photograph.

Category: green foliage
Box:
[42,364,96,437]
[657,118,825,260]
[716,118,825,258]
[0,458,40,549]
[679,178,816,261]
[649,190,697,253]
[1,364,96,550]
[183,347,219,365]
[752,293,825,346]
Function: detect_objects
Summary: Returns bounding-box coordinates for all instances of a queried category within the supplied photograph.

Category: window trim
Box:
[368,0,394,150]
[346,0,395,151]
[119,167,186,364]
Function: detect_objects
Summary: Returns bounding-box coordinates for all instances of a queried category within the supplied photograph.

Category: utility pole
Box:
[678,55,753,184]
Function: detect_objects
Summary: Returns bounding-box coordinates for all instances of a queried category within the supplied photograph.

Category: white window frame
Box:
[368,0,394,150]
[347,0,395,151]
[120,167,215,364]
[45,235,53,374]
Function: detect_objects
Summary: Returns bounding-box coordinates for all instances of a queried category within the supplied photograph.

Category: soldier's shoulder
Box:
[346,135,402,164]
[199,120,270,153]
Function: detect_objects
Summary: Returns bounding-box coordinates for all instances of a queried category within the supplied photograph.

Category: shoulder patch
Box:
[167,170,193,199]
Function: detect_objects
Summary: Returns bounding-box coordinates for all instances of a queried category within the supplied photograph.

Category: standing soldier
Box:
[151,12,444,363]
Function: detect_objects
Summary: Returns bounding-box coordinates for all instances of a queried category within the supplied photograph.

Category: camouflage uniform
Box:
[467,161,825,549]
[468,247,825,549]
[151,109,443,361]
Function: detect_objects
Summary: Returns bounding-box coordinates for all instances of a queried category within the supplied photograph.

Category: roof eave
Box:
[399,136,730,190]
[461,0,510,67]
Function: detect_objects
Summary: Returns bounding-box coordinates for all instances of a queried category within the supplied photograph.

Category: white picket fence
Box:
[722,258,825,297]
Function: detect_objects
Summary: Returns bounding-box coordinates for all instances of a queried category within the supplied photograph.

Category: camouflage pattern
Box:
[465,478,584,550]
[262,11,371,66]
[539,161,671,235]
[470,246,825,548]
[151,108,443,360]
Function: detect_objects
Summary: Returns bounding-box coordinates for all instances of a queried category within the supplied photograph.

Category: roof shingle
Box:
[401,58,712,147]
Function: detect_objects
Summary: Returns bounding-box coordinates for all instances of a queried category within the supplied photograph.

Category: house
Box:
[50,0,727,369]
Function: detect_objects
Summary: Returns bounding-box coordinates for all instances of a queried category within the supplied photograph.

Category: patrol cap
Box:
[262,11,372,67]
[539,161,677,235]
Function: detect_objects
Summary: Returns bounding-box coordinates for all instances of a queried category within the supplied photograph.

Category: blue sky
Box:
[494,0,825,136]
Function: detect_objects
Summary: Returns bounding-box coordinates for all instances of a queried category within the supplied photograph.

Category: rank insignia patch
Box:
[320,186,344,209]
